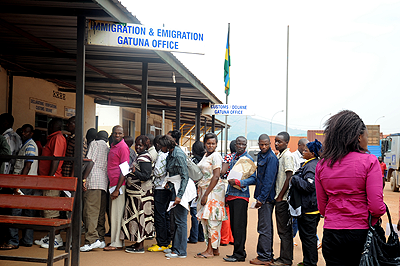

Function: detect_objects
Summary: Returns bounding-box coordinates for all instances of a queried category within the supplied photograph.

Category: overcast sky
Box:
[120,0,400,135]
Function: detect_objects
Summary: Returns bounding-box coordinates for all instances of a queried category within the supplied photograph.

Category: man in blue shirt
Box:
[250,134,279,265]
[224,136,256,262]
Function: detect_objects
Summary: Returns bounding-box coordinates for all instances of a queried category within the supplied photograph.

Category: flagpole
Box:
[225,94,228,155]
[224,23,230,155]
[285,25,289,132]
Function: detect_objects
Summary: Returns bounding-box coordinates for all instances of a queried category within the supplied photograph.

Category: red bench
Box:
[0,174,77,266]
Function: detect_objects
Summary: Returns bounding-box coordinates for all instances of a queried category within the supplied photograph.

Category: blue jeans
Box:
[9,189,35,246]
[188,202,204,243]
[171,204,188,256]
[9,208,35,246]
[293,217,298,238]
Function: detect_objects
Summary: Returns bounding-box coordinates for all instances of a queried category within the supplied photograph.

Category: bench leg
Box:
[47,228,55,266]
[64,227,71,266]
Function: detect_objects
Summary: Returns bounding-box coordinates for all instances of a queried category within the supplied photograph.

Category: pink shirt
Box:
[315,152,386,229]
[107,139,129,187]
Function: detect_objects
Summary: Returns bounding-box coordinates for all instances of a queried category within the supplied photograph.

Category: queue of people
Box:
[0,110,391,266]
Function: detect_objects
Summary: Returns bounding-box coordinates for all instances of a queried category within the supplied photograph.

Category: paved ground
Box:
[1,182,398,266]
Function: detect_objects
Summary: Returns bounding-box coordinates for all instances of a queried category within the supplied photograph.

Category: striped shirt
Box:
[61,134,88,177]
[13,138,38,175]
[86,139,109,191]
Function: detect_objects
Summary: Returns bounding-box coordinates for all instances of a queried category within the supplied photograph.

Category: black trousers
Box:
[154,189,171,247]
[275,201,293,264]
[298,214,320,266]
[228,199,248,260]
[322,228,368,266]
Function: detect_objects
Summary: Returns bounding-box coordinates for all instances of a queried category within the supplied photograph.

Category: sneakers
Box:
[148,244,169,252]
[34,235,49,246]
[165,252,186,258]
[163,248,172,253]
[167,244,172,249]
[125,247,145,253]
[99,241,106,249]
[41,236,63,249]
[80,240,102,252]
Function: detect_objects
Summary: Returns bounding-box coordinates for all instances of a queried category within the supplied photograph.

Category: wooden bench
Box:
[0,174,77,266]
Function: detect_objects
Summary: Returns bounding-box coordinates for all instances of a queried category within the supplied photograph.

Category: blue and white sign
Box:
[87,20,205,54]
[204,104,253,116]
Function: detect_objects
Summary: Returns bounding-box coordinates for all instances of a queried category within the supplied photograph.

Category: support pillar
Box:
[162,110,165,135]
[204,117,207,135]
[220,126,224,156]
[211,115,215,133]
[7,72,13,114]
[195,102,201,141]
[141,62,148,135]
[71,15,85,266]
[175,87,181,130]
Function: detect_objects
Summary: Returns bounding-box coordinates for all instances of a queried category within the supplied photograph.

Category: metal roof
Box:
[0,0,227,128]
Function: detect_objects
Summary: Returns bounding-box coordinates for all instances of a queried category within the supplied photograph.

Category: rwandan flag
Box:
[224,24,230,96]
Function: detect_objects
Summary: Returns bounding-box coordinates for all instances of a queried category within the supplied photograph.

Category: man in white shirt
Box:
[291,138,308,248]
[0,113,21,174]
[292,138,308,172]
[81,131,110,252]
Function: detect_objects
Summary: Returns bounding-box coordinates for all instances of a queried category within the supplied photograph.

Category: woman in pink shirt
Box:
[315,110,386,266]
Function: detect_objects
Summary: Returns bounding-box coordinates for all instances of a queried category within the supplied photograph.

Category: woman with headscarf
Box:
[315,110,386,265]
[121,135,154,254]
[290,139,322,266]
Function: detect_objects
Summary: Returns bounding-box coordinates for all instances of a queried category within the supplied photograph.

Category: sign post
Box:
[203,104,253,116]
[87,20,205,54]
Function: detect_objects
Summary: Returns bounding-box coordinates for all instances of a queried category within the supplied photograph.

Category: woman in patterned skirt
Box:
[121,135,154,253]
[195,132,227,258]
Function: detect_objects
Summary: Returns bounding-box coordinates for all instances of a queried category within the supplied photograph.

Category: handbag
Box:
[185,155,203,182]
[359,204,400,266]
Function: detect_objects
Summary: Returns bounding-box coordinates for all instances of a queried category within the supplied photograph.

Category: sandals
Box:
[194,252,214,259]
[103,245,123,251]
[0,244,19,250]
